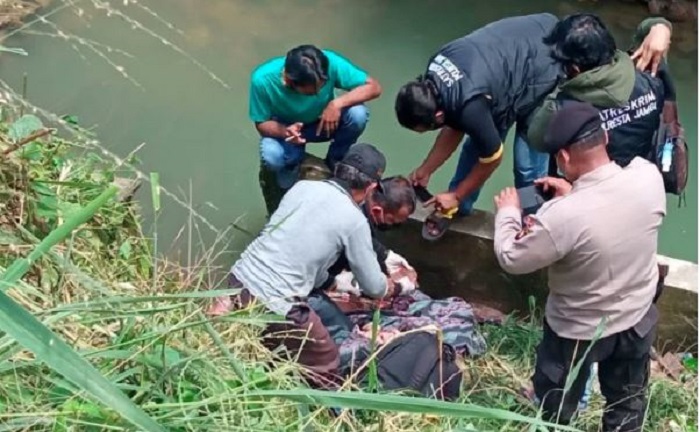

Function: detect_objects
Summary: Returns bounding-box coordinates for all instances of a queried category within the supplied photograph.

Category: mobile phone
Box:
[517,185,551,215]
[413,185,433,202]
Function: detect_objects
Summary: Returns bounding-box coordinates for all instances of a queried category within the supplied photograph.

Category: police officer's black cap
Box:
[542,101,603,154]
[340,143,386,181]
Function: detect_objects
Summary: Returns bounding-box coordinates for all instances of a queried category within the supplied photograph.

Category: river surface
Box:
[0,0,696,263]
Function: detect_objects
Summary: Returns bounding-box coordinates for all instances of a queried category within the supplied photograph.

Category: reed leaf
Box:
[149,172,161,212]
[0,186,118,291]
[368,306,380,392]
[248,389,582,431]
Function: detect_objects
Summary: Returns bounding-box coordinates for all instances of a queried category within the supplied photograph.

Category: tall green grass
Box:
[0,185,164,432]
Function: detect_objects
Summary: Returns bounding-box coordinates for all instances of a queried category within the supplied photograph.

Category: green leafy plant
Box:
[0,185,164,431]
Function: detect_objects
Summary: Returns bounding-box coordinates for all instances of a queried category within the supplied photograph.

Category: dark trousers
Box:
[533,305,658,431]
[228,275,340,388]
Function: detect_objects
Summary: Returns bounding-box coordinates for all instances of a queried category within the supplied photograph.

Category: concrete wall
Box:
[380,207,698,350]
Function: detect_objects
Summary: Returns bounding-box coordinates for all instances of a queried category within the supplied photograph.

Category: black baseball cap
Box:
[542,101,603,154]
[340,143,386,181]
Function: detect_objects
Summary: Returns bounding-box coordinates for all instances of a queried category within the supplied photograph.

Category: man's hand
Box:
[334,271,361,296]
[285,122,306,145]
[317,100,341,137]
[534,177,572,198]
[494,187,521,212]
[385,250,418,294]
[384,276,398,298]
[426,191,459,213]
[632,23,672,76]
[409,166,432,187]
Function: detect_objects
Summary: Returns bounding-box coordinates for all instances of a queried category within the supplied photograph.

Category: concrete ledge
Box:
[380,207,698,350]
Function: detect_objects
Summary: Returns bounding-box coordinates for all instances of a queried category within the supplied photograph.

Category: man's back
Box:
[599,68,665,166]
[539,158,666,339]
[428,13,561,130]
[528,52,666,166]
[232,180,384,314]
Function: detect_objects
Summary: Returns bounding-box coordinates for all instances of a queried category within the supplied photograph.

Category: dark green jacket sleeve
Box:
[630,17,673,50]
[529,17,673,151]
[527,89,561,153]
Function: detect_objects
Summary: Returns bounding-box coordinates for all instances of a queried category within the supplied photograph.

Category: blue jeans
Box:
[260,105,369,188]
[448,131,549,215]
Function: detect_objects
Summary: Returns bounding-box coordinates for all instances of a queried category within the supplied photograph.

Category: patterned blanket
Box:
[316,289,489,375]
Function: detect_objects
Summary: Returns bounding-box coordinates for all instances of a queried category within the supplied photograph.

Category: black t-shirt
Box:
[451,95,504,161]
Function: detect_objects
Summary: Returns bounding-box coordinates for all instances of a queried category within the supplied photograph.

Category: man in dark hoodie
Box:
[527,14,675,168]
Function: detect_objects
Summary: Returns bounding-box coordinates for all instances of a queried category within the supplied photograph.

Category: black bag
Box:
[651,103,689,200]
[358,331,463,401]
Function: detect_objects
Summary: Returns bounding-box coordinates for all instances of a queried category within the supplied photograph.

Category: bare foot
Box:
[519,383,536,403]
[471,303,506,324]
[207,295,233,316]
[359,324,400,345]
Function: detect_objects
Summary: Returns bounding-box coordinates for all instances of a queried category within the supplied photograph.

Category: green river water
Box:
[0,0,696,262]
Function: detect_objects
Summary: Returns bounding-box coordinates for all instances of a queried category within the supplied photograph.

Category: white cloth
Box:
[333,250,417,296]
[334,270,361,296]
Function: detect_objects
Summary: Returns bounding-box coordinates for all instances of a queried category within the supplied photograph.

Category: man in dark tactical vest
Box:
[527,13,675,170]
[396,14,562,239]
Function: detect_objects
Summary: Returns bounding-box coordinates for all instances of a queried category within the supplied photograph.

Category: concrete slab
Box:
[381,207,698,350]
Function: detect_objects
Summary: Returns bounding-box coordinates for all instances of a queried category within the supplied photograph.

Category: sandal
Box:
[422,208,458,241]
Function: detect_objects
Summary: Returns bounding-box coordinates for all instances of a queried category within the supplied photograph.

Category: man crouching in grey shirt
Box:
[209,143,394,387]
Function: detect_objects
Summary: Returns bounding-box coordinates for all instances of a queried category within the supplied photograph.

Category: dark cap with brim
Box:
[542,101,603,154]
[340,143,386,181]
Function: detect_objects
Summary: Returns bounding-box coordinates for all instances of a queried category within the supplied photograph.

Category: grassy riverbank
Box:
[0,0,48,29]
[0,100,696,431]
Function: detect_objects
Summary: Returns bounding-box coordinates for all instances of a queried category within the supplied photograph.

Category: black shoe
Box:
[258,163,288,217]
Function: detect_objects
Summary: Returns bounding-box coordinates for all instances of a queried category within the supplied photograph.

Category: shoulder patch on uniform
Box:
[514,215,536,240]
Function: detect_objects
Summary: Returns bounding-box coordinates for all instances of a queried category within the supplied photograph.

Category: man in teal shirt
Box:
[250,44,382,214]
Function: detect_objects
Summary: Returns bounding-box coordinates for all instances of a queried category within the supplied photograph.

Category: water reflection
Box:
[0,0,696,261]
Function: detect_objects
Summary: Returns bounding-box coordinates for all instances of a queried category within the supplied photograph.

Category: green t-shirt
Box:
[248,50,368,124]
